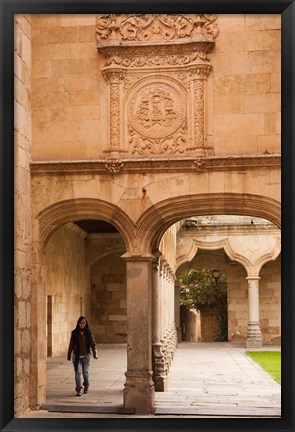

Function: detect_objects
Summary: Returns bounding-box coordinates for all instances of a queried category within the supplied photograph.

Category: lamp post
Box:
[212,268,220,284]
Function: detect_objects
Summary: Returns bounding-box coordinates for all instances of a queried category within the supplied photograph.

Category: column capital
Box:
[121,252,155,262]
[102,66,126,82]
[246,275,261,281]
[188,63,212,79]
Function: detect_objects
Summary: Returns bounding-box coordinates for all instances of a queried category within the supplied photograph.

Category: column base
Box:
[152,342,168,392]
[246,339,262,348]
[124,370,155,414]
[246,321,262,348]
[154,375,167,392]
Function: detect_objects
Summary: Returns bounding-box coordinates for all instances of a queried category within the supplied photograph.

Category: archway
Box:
[31,199,134,410]
[150,206,280,398]
[177,250,230,343]
[136,193,281,254]
[31,194,281,413]
[44,217,128,407]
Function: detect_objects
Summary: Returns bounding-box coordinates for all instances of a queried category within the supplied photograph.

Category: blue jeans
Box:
[73,355,90,390]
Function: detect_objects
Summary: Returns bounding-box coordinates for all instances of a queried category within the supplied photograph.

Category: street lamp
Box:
[212,268,220,283]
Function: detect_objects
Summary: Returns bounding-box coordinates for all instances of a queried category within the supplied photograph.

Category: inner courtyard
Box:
[14,13,281,415]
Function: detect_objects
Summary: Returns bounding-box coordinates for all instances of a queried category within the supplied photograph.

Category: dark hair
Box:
[75,316,89,330]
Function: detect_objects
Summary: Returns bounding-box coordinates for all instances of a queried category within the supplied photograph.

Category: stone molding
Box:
[37,198,136,250]
[30,154,281,175]
[100,44,214,69]
[136,193,281,252]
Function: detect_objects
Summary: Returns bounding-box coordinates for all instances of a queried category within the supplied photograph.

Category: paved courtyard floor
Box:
[20,342,281,418]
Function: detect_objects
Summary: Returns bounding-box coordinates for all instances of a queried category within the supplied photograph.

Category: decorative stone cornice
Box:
[96,14,218,47]
[99,43,214,71]
[30,154,281,175]
[97,15,218,74]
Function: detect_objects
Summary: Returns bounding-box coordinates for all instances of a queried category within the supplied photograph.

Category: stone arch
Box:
[175,236,281,276]
[33,199,134,406]
[136,193,281,253]
[38,198,136,251]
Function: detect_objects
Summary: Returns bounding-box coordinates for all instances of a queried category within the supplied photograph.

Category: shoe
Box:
[84,386,89,394]
[76,388,82,396]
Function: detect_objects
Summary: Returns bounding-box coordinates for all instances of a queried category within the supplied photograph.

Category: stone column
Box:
[122,253,155,413]
[159,258,165,339]
[102,67,126,156]
[246,276,262,348]
[188,64,211,156]
[175,283,182,342]
[152,256,167,391]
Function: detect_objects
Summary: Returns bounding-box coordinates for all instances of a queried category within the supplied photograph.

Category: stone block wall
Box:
[213,14,281,155]
[200,310,219,342]
[180,307,201,342]
[46,223,90,356]
[227,263,249,341]
[90,253,127,343]
[30,14,281,161]
[31,14,101,160]
[14,15,32,416]
[259,256,281,344]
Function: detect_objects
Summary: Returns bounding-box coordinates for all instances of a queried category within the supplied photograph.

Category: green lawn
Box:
[246,351,281,384]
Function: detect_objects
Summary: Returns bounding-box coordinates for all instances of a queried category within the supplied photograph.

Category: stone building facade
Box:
[14,14,281,415]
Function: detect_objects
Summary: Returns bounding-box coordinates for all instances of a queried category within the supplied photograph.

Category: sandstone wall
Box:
[31,14,281,160]
[45,226,178,347]
[212,14,281,155]
[199,310,219,342]
[14,15,32,416]
[90,253,127,342]
[31,15,100,160]
[46,223,90,356]
[259,257,281,344]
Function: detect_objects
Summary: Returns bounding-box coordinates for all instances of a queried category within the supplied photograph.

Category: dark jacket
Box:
[67,327,97,361]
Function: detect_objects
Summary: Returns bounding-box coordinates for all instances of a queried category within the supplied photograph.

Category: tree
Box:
[179,268,228,341]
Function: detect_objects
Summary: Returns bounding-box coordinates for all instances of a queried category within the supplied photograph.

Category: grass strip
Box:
[246,351,281,384]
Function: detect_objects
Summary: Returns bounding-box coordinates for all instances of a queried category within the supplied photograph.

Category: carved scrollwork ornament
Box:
[96,14,219,45]
[194,157,205,171]
[104,160,124,174]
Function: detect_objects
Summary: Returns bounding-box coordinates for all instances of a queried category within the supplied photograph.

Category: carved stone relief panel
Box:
[96,14,218,158]
[96,14,219,44]
[127,77,186,155]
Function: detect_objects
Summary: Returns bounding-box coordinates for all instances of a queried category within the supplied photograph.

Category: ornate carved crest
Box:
[127,80,187,155]
[96,14,219,45]
[129,82,185,139]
